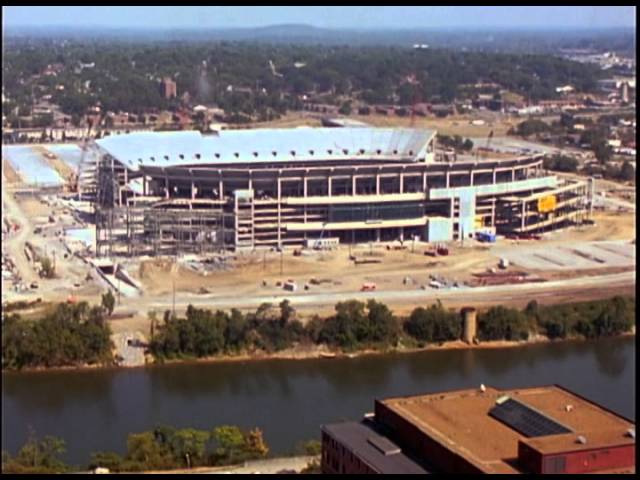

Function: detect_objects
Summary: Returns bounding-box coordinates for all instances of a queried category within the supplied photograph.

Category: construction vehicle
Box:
[283,280,297,292]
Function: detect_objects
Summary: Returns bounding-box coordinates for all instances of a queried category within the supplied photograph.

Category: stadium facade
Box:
[79,127,593,257]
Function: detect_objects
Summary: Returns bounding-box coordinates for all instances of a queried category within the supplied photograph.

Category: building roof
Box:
[378,385,634,474]
[322,420,429,474]
[94,127,436,171]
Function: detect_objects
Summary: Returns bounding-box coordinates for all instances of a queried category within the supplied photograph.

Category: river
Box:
[1,336,635,466]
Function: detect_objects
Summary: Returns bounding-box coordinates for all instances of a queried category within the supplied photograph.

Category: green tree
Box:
[101,290,116,316]
[170,428,210,469]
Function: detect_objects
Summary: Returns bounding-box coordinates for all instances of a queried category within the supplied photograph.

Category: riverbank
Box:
[5,330,634,374]
[149,331,634,368]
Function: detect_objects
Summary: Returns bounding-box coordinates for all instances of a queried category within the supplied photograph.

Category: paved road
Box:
[138,270,635,313]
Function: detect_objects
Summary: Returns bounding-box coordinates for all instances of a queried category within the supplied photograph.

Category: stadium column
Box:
[399,171,404,193]
[376,172,381,195]
[492,168,497,184]
[277,176,282,245]
[219,176,223,201]
[328,175,333,197]
[521,200,526,230]
[470,170,474,186]
[511,168,515,182]
[422,172,427,192]
[165,175,169,199]
[446,170,450,188]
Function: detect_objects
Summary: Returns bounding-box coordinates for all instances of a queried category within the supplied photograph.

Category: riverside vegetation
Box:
[2,296,634,370]
[1,424,289,474]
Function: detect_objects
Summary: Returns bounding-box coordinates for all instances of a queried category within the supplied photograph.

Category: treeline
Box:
[150,296,635,360]
[1,302,113,370]
[3,41,603,121]
[1,425,271,474]
[524,296,635,340]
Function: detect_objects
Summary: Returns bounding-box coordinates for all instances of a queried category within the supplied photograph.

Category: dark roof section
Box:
[489,397,572,438]
[322,420,429,474]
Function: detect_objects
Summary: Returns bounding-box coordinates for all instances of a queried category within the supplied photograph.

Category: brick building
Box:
[322,385,635,474]
[160,77,177,99]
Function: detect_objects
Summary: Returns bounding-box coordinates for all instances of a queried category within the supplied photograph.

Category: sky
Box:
[2,6,636,30]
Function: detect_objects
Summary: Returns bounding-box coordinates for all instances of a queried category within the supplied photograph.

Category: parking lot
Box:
[493,240,635,271]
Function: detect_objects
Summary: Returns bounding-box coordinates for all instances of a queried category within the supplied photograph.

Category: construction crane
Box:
[313,222,328,250]
[407,73,421,127]
[476,129,494,161]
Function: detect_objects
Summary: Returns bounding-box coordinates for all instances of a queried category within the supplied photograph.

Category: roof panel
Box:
[95,127,436,171]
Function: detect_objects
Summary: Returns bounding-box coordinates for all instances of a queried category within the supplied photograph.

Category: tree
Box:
[593,141,612,164]
[101,290,115,316]
[338,101,352,115]
[404,303,461,343]
[618,161,635,181]
[210,426,246,465]
[2,431,69,474]
[243,428,269,459]
[170,428,210,468]
[39,256,55,279]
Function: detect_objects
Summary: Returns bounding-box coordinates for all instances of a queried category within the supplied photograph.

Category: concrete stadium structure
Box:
[80,128,594,257]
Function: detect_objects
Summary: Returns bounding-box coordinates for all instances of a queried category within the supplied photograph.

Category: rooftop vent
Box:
[480,384,486,393]
[565,404,574,412]
[367,436,401,456]
[576,435,587,445]
[496,395,510,405]
[626,428,635,439]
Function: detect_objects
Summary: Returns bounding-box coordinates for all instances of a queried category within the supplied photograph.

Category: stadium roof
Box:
[95,127,436,171]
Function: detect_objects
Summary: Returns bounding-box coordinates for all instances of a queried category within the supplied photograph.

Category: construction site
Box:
[1,125,636,330]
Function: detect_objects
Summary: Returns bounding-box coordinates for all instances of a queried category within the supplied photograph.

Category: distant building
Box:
[160,77,177,99]
[620,82,630,103]
[322,385,635,474]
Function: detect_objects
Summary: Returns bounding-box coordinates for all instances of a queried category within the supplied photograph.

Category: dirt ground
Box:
[134,242,496,298]
[2,158,22,184]
[246,110,517,138]
[351,113,517,137]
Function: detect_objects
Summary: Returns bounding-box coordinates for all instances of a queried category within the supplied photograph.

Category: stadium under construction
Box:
[78,127,594,257]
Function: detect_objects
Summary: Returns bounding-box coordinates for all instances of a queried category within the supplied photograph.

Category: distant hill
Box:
[3,24,635,54]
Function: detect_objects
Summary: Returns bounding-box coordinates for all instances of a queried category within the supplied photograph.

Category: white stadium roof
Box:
[95,128,436,171]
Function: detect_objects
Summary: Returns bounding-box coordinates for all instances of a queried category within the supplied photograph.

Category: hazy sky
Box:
[3,6,636,30]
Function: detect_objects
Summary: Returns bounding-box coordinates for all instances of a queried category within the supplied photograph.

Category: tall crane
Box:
[407,74,421,127]
[476,129,494,161]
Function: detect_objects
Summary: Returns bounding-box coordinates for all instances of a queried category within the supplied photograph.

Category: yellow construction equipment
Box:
[537,195,557,213]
